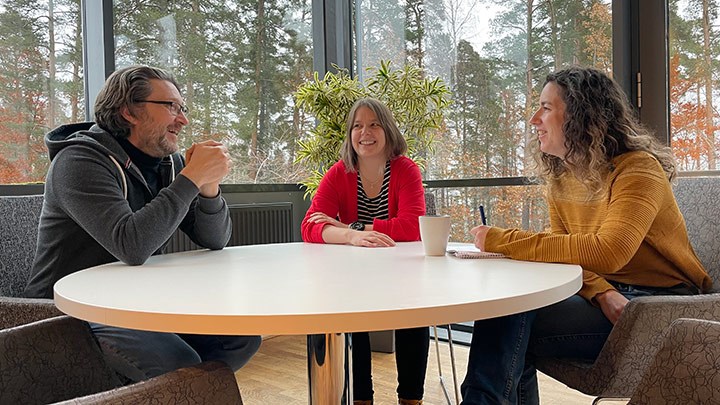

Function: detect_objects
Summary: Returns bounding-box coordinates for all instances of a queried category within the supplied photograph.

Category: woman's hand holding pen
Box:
[471,204,490,251]
[470,225,491,251]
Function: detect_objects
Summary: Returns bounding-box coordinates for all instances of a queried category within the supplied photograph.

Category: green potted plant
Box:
[294,60,452,197]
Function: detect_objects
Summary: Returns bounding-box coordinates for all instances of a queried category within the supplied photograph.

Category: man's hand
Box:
[470,225,491,251]
[596,289,629,325]
[181,140,231,197]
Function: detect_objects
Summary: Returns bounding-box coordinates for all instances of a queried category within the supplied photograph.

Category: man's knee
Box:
[205,335,262,371]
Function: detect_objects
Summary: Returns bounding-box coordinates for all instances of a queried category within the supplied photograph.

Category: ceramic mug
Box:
[419,215,451,256]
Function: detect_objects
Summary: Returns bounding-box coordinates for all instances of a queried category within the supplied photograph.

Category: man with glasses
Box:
[24,65,261,383]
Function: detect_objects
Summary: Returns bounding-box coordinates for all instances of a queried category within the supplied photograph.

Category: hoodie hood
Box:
[46,122,129,163]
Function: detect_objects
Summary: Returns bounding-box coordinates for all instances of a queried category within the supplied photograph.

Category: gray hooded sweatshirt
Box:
[24,123,231,298]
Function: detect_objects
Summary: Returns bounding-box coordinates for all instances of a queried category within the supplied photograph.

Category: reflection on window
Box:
[670,1,720,172]
[0,0,84,184]
[113,0,314,184]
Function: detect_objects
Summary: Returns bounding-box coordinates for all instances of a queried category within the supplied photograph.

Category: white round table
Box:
[54,241,582,404]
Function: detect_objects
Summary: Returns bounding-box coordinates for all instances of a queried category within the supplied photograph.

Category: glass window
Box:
[356,0,612,233]
[357,0,612,181]
[0,0,83,184]
[113,0,314,184]
[669,0,720,172]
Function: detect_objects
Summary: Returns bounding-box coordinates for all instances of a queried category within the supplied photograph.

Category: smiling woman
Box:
[461,66,712,405]
[300,97,431,404]
[530,82,568,159]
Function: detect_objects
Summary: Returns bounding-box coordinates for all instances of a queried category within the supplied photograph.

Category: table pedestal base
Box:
[307,333,352,404]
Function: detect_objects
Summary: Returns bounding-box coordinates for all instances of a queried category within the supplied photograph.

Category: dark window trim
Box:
[312,0,353,75]
[613,0,670,145]
[81,0,115,119]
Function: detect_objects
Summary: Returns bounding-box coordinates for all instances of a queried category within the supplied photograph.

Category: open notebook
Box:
[446,249,506,259]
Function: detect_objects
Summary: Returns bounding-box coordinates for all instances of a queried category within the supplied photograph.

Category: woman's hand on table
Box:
[307,212,346,229]
[470,225,491,251]
[348,230,395,247]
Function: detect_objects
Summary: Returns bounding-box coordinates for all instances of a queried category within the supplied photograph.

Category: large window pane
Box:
[113,0,313,184]
[356,0,612,232]
[0,0,84,184]
[357,0,612,180]
[669,0,720,172]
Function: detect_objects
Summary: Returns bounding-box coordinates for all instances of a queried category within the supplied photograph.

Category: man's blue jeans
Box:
[460,283,697,405]
[90,323,262,383]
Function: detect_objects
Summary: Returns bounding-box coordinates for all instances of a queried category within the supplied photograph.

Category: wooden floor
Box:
[235,334,596,405]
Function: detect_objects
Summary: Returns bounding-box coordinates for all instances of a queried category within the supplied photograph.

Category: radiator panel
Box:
[166,202,293,253]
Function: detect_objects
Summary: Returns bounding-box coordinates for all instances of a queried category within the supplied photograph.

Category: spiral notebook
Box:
[447,249,506,259]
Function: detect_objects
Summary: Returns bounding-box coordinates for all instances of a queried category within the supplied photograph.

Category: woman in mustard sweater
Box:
[459,66,713,405]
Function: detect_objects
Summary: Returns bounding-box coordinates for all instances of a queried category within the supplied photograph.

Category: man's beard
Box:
[155,133,178,156]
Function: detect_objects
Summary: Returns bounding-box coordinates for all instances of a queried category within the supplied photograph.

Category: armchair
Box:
[0,315,121,404]
[536,176,720,402]
[57,361,244,404]
[628,318,720,404]
[0,315,244,404]
[0,195,63,329]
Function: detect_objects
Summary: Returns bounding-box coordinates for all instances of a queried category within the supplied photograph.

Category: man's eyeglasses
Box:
[136,100,189,116]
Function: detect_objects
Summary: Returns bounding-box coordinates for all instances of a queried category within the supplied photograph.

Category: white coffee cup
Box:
[419,215,451,256]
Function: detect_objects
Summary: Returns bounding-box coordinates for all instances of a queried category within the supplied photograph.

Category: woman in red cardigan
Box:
[301,97,428,405]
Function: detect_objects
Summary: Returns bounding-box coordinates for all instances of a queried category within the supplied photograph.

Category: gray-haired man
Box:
[25,65,261,382]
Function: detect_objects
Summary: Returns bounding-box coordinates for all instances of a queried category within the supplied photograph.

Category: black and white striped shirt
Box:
[357,161,391,225]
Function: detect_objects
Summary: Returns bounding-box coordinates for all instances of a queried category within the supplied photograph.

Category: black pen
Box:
[479,205,487,226]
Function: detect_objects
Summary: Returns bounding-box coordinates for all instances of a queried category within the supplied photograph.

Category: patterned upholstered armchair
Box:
[0,315,243,404]
[536,176,720,402]
[0,195,63,329]
[628,318,720,404]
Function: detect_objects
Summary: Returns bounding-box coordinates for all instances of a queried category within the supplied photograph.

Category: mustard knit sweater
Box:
[485,151,713,303]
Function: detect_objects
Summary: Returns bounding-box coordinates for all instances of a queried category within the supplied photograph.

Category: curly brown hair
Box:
[529,66,676,193]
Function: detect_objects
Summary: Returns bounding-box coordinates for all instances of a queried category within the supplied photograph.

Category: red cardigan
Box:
[301,156,426,243]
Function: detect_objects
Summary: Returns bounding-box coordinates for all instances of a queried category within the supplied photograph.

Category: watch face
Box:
[350,221,365,231]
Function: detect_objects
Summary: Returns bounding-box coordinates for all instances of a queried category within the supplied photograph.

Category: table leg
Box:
[307,333,352,404]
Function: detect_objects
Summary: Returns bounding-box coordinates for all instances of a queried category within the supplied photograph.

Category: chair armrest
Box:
[0,315,120,404]
[587,293,720,392]
[56,361,243,405]
[629,318,720,404]
[603,293,720,358]
[0,296,64,329]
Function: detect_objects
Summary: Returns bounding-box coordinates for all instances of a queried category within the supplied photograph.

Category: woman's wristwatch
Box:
[349,221,365,231]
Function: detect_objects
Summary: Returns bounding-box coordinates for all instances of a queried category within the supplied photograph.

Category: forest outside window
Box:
[1,1,718,189]
[113,0,314,184]
[669,0,720,172]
